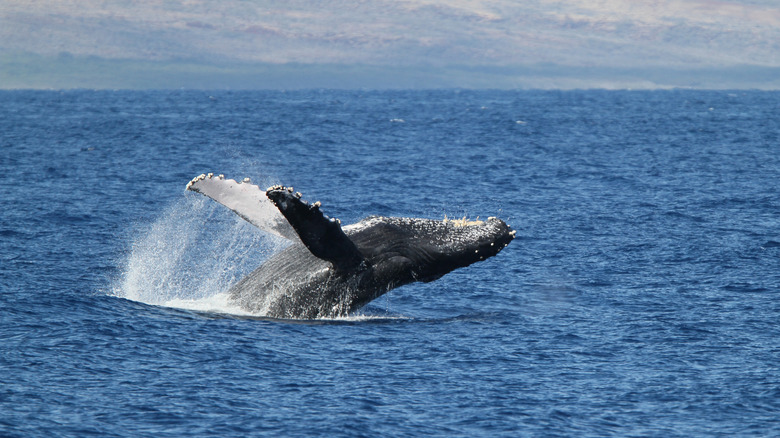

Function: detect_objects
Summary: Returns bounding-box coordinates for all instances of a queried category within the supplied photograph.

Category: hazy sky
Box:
[2,0,779,88]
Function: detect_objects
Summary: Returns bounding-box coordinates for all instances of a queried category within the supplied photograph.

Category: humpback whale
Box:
[186,174,515,319]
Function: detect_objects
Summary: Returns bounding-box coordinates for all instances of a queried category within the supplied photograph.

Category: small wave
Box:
[723,283,769,293]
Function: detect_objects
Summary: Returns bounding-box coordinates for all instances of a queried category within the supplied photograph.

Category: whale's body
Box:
[187,174,515,319]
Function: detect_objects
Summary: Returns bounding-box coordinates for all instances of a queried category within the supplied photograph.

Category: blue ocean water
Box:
[1,89,779,437]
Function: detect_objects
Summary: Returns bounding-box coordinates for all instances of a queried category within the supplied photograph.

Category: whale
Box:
[186,174,515,319]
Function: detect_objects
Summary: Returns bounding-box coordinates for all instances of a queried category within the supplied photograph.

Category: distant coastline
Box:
[3,52,779,90]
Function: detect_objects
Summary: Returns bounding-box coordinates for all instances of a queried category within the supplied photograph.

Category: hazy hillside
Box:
[2,0,779,89]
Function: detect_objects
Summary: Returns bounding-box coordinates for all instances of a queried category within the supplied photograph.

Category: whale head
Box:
[346,216,515,284]
[409,216,515,282]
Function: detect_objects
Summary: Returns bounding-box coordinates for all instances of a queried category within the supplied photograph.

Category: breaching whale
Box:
[186,174,515,319]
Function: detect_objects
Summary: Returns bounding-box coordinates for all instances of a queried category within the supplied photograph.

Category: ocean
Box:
[1,89,779,437]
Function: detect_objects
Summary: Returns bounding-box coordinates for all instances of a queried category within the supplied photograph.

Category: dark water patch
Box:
[722,283,770,293]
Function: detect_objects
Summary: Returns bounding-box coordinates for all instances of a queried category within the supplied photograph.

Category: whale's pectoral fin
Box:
[266,186,364,272]
[186,174,298,240]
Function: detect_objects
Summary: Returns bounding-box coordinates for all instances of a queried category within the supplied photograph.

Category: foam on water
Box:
[322,313,411,323]
[163,292,255,316]
[114,194,285,316]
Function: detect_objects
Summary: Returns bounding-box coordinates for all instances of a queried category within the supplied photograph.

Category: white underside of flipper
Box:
[186,173,298,241]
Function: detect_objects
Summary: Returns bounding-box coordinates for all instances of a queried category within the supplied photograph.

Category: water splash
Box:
[112,194,403,321]
[113,194,286,315]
